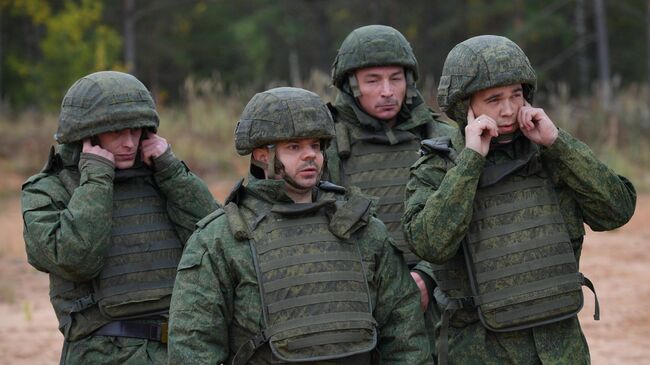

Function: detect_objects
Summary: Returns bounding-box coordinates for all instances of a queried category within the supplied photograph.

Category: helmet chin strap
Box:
[405,70,416,105]
[348,75,362,97]
[266,144,277,179]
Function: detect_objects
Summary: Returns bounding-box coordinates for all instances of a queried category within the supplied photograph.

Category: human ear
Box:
[252,147,269,164]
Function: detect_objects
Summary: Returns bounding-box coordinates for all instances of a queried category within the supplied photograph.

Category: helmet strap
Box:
[405,70,416,105]
[266,144,277,179]
[348,75,362,97]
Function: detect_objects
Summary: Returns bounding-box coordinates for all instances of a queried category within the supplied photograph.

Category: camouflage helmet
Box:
[55,71,159,143]
[437,35,537,124]
[331,25,419,89]
[234,87,335,155]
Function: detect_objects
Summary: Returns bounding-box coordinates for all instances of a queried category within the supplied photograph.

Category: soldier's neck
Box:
[285,185,313,203]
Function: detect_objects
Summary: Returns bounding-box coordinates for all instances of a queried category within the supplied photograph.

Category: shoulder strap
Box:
[223,202,250,241]
[318,180,346,195]
[419,137,458,162]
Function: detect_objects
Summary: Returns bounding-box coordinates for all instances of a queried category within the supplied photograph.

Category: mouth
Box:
[115,153,136,161]
[299,167,318,174]
[377,103,398,110]
[499,124,517,133]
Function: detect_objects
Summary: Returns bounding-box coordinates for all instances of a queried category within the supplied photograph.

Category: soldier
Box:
[403,35,637,364]
[327,25,453,354]
[168,87,429,364]
[21,71,219,364]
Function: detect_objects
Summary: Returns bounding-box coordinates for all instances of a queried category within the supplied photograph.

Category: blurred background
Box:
[0,1,649,364]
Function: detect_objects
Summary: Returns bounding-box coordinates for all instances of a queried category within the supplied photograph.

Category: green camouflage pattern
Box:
[168,177,431,364]
[331,25,418,88]
[61,330,167,365]
[326,84,457,362]
[22,143,218,362]
[246,199,377,362]
[56,71,159,143]
[93,166,184,319]
[234,87,334,155]
[403,129,636,363]
[437,35,536,126]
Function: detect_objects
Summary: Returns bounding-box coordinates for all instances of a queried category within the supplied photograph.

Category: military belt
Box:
[91,320,168,343]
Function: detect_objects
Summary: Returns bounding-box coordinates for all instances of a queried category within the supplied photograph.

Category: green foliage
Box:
[0,0,122,108]
[35,0,122,107]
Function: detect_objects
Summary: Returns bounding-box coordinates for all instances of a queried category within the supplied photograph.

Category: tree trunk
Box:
[593,0,611,110]
[0,6,3,103]
[123,0,136,74]
[575,0,589,93]
[647,0,650,89]
[289,49,301,87]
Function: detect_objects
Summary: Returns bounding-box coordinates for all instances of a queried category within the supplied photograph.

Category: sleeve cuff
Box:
[540,128,573,160]
[456,147,486,173]
[152,145,178,172]
[79,153,115,173]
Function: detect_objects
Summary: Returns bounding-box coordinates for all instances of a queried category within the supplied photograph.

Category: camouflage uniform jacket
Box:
[168,177,430,364]
[325,90,455,287]
[21,144,218,362]
[403,129,636,364]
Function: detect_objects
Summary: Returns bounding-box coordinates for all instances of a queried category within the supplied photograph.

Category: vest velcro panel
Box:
[342,133,421,265]
[94,175,182,319]
[251,207,377,362]
[464,174,584,331]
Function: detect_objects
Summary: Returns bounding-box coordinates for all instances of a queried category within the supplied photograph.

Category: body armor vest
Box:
[230,198,377,364]
[94,167,183,319]
[425,139,599,365]
[336,121,422,265]
[49,164,182,339]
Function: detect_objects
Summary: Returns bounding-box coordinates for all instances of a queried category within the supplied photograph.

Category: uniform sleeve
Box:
[541,129,636,231]
[21,155,115,281]
[367,220,431,364]
[402,148,485,264]
[168,222,233,365]
[152,147,220,243]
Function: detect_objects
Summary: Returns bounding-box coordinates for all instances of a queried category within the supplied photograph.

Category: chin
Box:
[115,161,135,170]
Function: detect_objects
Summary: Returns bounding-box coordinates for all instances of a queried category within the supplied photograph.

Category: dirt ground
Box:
[1,186,648,364]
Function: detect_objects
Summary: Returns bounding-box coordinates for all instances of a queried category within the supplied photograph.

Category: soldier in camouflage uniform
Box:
[327,25,453,357]
[402,35,637,364]
[168,87,430,364]
[21,71,219,364]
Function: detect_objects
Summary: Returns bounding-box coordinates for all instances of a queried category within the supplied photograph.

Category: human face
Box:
[470,84,525,135]
[96,128,142,169]
[355,66,406,123]
[275,138,324,191]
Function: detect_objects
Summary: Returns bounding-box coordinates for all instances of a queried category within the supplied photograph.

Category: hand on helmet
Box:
[140,132,169,166]
[82,138,114,164]
[517,101,558,147]
[465,108,498,157]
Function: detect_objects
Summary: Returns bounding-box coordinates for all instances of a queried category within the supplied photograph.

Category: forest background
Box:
[0,0,649,187]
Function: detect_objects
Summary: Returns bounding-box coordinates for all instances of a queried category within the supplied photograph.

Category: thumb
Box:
[82,138,92,151]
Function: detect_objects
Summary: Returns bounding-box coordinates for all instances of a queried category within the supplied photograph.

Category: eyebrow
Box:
[484,87,523,102]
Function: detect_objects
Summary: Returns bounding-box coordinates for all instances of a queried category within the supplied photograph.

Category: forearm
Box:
[375,239,430,364]
[403,148,484,263]
[543,129,636,230]
[169,236,230,364]
[23,156,114,281]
